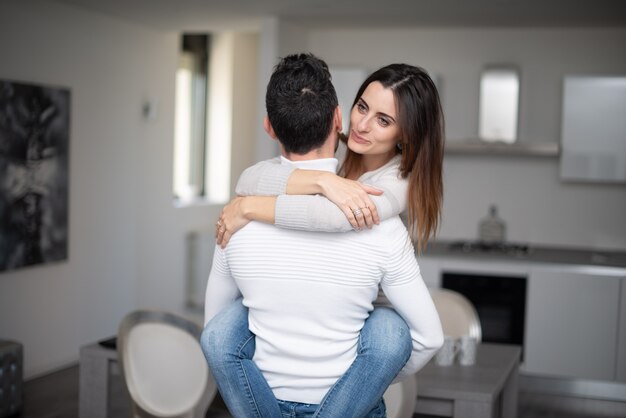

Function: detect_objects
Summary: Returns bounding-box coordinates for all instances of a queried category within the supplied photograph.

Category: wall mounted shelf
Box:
[445,139,560,157]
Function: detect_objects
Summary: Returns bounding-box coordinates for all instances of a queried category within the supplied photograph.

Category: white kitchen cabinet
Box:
[560,76,626,183]
[523,268,622,380]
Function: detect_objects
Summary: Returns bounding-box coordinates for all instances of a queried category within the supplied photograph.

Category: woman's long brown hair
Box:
[339,64,445,252]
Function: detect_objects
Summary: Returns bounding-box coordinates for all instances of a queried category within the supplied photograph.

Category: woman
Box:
[217,64,443,251]
[208,63,444,417]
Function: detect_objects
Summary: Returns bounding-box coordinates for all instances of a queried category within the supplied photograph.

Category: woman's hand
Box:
[216,197,251,248]
[216,196,277,248]
[318,173,383,230]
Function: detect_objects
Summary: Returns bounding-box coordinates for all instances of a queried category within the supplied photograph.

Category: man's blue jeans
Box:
[276,398,386,418]
[201,299,411,418]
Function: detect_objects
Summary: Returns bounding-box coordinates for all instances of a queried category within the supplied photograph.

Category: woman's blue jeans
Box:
[201,299,411,418]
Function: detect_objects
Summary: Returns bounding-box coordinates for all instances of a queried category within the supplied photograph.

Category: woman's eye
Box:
[357,102,367,113]
[378,117,390,127]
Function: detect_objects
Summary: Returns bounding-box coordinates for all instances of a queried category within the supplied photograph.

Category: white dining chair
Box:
[117,310,217,418]
[429,288,482,341]
[383,376,418,418]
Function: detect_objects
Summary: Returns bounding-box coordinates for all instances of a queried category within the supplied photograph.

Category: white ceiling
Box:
[51,0,626,31]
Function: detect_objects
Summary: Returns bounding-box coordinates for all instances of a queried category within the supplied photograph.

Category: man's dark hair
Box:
[265,53,338,154]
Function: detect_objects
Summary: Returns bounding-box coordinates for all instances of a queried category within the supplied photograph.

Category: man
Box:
[202,53,442,417]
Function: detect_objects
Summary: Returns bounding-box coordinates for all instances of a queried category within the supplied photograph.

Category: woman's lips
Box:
[350,130,370,145]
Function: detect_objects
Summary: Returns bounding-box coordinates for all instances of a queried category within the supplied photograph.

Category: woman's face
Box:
[347,81,400,159]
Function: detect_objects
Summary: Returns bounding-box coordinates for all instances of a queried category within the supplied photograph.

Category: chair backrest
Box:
[117,310,217,418]
[429,288,482,341]
[383,377,418,418]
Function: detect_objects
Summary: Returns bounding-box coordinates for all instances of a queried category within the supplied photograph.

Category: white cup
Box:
[435,336,459,366]
[458,335,478,366]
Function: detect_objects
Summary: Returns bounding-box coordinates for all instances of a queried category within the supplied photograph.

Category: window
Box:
[478,66,520,144]
[174,34,209,202]
[173,33,238,205]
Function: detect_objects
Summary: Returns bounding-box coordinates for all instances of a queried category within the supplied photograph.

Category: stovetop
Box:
[422,240,626,268]
[448,240,532,257]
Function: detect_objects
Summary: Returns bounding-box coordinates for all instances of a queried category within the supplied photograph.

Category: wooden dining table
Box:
[414,343,522,418]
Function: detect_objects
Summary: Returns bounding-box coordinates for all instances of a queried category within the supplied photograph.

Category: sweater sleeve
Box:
[380,225,444,380]
[235,157,296,196]
[274,163,409,232]
[275,194,353,231]
[204,246,241,326]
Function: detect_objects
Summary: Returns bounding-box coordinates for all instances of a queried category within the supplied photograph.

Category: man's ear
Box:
[334,106,343,133]
[263,116,278,139]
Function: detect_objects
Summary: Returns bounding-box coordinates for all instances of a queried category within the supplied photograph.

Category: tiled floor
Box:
[517,391,626,418]
[19,365,229,418]
[17,364,626,418]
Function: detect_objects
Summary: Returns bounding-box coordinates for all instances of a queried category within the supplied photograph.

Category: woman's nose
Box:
[356,115,370,132]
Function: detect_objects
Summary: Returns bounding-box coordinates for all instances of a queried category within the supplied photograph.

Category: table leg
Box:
[78,346,110,418]
[453,399,495,418]
[501,367,519,418]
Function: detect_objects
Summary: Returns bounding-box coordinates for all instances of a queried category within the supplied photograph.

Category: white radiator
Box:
[186,230,215,311]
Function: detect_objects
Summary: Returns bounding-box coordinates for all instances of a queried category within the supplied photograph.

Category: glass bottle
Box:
[478,205,506,243]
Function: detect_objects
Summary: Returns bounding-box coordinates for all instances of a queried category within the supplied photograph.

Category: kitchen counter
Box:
[415,240,626,390]
[417,240,626,386]
[420,240,626,270]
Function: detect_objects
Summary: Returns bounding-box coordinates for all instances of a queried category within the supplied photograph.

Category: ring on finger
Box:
[352,208,363,217]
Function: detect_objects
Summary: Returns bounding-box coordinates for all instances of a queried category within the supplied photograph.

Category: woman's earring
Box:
[396,142,403,152]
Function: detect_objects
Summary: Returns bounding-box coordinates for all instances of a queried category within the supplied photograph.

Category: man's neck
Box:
[284,148,333,161]
[280,132,337,162]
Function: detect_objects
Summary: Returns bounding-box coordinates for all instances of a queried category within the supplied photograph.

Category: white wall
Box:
[0,0,175,377]
[231,33,261,191]
[303,27,626,250]
[254,18,281,162]
[0,1,258,377]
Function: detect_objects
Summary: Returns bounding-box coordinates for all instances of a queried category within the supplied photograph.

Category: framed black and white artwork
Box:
[0,79,70,272]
